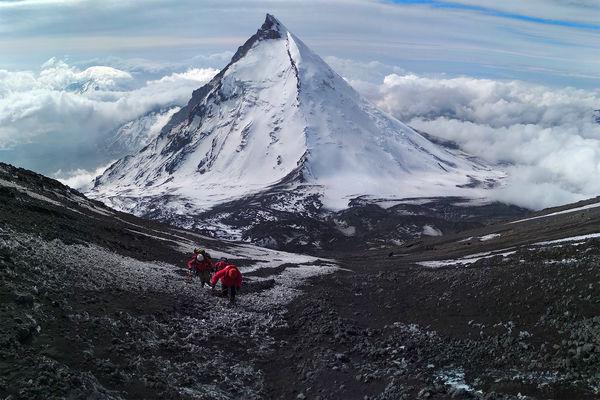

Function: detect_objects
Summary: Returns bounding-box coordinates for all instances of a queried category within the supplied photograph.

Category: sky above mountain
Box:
[0,0,599,209]
[1,0,598,87]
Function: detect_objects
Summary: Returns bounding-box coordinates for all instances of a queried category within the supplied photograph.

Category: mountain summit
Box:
[91,14,502,243]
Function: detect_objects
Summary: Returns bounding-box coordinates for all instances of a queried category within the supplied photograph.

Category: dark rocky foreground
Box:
[0,163,335,399]
[4,162,600,399]
[266,242,600,399]
[7,234,600,399]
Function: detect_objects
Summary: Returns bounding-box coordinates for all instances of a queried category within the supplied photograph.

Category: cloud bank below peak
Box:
[348,71,600,209]
[0,58,218,175]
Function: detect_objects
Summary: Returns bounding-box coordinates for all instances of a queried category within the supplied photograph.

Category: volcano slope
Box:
[4,161,600,400]
[0,162,336,399]
[264,197,600,400]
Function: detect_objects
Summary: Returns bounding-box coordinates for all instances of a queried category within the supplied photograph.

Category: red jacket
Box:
[211,265,242,288]
[187,254,213,272]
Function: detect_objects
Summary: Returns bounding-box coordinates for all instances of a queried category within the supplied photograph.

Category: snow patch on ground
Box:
[0,178,63,207]
[2,226,336,314]
[371,197,437,209]
[333,219,357,237]
[435,368,479,394]
[417,249,516,268]
[510,202,600,225]
[451,198,492,207]
[422,225,442,237]
[479,233,501,242]
[75,201,113,217]
[533,233,600,246]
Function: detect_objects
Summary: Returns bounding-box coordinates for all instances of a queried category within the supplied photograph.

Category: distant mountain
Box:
[62,66,133,94]
[91,14,512,251]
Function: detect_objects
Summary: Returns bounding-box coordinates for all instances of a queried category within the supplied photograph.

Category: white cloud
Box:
[54,161,115,191]
[350,72,600,209]
[324,56,406,83]
[0,58,218,172]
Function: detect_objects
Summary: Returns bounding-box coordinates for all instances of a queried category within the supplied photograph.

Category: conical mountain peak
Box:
[226,13,291,66]
[258,13,288,39]
[93,14,500,215]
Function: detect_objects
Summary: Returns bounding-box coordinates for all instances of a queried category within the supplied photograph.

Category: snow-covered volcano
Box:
[91,14,500,219]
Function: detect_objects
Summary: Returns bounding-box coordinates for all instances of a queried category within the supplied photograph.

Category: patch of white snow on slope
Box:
[333,219,356,236]
[479,233,501,241]
[170,228,334,270]
[510,202,600,224]
[369,198,435,209]
[75,201,114,217]
[0,178,66,208]
[2,227,336,310]
[533,233,600,246]
[452,198,492,207]
[124,226,327,279]
[436,368,481,394]
[422,225,442,237]
[417,249,516,268]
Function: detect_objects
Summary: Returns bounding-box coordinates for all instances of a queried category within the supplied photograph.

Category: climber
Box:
[187,248,213,287]
[211,261,242,305]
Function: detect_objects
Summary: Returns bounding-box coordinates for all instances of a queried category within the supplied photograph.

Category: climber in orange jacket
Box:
[211,261,242,305]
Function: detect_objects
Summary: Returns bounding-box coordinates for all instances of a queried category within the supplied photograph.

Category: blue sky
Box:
[389,0,600,31]
[0,0,598,88]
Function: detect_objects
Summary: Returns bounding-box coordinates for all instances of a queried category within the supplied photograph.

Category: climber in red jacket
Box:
[211,261,242,305]
[187,248,213,287]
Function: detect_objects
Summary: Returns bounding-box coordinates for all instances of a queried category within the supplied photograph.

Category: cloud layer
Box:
[53,161,115,193]
[350,72,600,209]
[0,58,217,178]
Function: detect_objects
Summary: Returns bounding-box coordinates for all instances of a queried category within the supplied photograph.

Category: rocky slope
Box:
[269,241,600,400]
[265,197,600,399]
[4,163,600,399]
[0,162,335,399]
